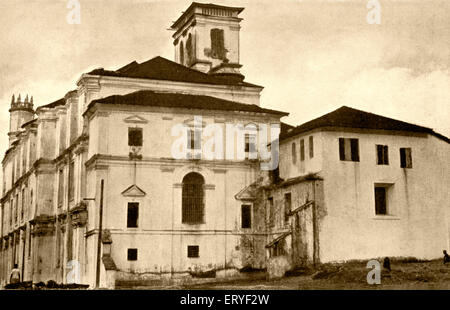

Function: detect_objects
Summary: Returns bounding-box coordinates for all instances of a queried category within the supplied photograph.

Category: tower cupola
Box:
[171,2,245,81]
[8,93,35,146]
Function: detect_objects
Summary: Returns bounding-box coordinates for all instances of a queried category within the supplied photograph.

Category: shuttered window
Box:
[339,138,359,162]
[376,145,389,165]
[400,148,412,168]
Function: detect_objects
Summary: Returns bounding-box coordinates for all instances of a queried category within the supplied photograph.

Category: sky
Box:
[0,0,449,159]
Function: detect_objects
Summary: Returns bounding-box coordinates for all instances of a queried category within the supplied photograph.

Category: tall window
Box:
[128,128,143,147]
[400,148,412,168]
[15,194,18,223]
[21,188,25,221]
[339,138,359,162]
[182,172,205,224]
[186,33,193,66]
[375,186,387,215]
[29,190,33,217]
[268,197,274,227]
[284,193,291,223]
[300,139,305,161]
[291,143,297,164]
[10,199,13,226]
[22,142,28,172]
[245,133,257,159]
[241,205,251,229]
[68,161,75,201]
[309,136,314,158]
[127,202,139,228]
[28,226,32,258]
[179,42,184,65]
[58,169,64,207]
[12,160,15,185]
[376,145,389,165]
[210,28,226,60]
[187,128,201,150]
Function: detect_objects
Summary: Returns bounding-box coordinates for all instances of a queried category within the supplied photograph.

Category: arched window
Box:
[182,172,204,224]
[179,42,185,65]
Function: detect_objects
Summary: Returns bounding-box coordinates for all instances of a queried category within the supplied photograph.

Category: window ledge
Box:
[372,215,400,220]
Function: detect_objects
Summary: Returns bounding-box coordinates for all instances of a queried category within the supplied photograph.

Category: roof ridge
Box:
[87,89,288,116]
[282,105,449,143]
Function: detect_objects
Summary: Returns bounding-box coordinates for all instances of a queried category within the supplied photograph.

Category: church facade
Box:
[0,3,449,288]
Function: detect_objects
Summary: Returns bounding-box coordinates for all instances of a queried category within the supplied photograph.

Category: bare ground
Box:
[135,258,450,290]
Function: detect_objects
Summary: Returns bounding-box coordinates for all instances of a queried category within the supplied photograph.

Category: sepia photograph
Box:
[0,0,449,301]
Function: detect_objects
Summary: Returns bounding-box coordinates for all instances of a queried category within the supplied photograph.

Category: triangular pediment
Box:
[183,117,207,128]
[121,184,146,197]
[123,115,148,124]
[235,182,258,201]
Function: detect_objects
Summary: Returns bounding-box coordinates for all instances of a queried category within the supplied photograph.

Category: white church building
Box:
[0,2,448,288]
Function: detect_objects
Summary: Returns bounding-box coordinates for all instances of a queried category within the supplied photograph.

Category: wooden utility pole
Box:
[95,179,104,288]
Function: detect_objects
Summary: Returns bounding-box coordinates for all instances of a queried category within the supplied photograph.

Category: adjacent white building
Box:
[265,106,450,276]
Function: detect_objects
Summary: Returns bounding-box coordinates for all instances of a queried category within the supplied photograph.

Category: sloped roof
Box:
[21,118,37,128]
[85,90,288,116]
[87,56,262,88]
[36,98,65,111]
[281,106,449,143]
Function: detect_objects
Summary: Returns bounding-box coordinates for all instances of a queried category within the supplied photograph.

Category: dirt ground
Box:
[159,258,450,290]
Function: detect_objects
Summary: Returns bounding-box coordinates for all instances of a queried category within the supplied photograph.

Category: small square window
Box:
[127,248,138,261]
[187,245,199,258]
[128,128,143,147]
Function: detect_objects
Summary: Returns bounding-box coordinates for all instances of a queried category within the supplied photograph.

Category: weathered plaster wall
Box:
[319,131,450,262]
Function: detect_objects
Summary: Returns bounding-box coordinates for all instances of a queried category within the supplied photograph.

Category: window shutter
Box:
[350,139,359,161]
[339,138,345,160]
[406,148,412,168]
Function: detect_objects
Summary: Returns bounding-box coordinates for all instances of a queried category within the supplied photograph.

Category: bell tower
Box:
[171,3,245,82]
[8,94,34,146]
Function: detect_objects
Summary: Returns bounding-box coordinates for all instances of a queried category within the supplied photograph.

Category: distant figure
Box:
[9,264,20,284]
[383,257,391,272]
[443,250,450,264]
